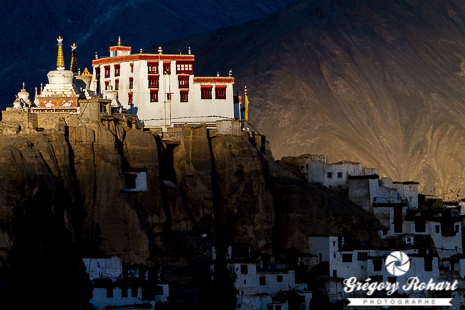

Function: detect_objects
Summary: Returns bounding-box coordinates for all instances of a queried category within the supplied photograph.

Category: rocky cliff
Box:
[0,119,382,299]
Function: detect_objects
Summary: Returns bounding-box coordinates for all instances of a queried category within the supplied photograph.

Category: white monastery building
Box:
[90,38,236,129]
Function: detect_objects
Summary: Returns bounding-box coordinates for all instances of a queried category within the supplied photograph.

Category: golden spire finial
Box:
[118,36,121,46]
[56,36,65,69]
[70,43,78,73]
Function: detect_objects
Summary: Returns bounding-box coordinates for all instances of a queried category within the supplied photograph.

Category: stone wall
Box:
[36,113,80,129]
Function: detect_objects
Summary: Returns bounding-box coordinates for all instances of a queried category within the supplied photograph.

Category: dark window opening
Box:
[115,79,119,90]
[125,174,136,189]
[129,77,133,89]
[155,286,163,295]
[425,257,433,271]
[358,252,368,261]
[394,206,402,218]
[216,86,226,99]
[106,287,113,298]
[114,65,120,77]
[150,91,158,102]
[121,287,128,298]
[104,66,110,78]
[148,62,158,74]
[148,77,159,88]
[180,91,188,102]
[388,277,397,284]
[327,172,333,178]
[201,87,212,99]
[394,222,403,233]
[163,63,171,74]
[342,254,352,262]
[415,221,426,233]
[373,259,382,271]
[241,265,248,274]
[337,172,343,178]
[131,287,138,297]
[259,276,266,286]
[277,275,283,283]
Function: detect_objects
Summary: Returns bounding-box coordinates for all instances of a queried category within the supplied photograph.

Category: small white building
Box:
[83,257,169,310]
[90,40,237,129]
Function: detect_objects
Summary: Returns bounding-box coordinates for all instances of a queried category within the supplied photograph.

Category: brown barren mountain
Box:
[154,0,465,200]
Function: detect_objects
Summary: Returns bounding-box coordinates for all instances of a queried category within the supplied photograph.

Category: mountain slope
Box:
[0,0,296,108]
[154,0,465,199]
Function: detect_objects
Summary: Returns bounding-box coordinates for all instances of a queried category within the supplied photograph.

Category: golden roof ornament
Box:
[70,43,78,73]
[81,68,91,76]
[118,36,121,46]
[56,36,65,69]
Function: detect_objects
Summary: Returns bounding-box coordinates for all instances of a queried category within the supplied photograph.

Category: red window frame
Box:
[130,63,134,73]
[115,79,119,90]
[180,90,188,102]
[415,221,426,233]
[150,90,158,102]
[114,64,120,77]
[176,61,193,74]
[147,62,158,74]
[104,80,109,90]
[201,86,212,99]
[128,92,133,104]
[148,76,159,88]
[394,206,402,219]
[104,66,110,78]
[178,76,189,88]
[163,62,171,74]
[95,67,100,79]
[215,86,226,99]
[129,77,133,89]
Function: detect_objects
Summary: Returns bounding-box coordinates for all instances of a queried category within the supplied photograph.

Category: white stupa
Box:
[36,37,80,108]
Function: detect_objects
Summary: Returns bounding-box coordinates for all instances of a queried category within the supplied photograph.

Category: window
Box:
[121,287,128,298]
[105,81,109,90]
[201,86,212,99]
[129,77,133,89]
[125,174,136,189]
[394,221,403,233]
[148,62,158,74]
[456,225,460,232]
[241,265,248,274]
[150,90,158,102]
[277,275,283,283]
[115,79,119,90]
[106,287,113,298]
[128,93,133,105]
[130,63,134,73]
[259,276,266,286]
[415,221,426,233]
[216,86,226,99]
[337,172,343,178]
[267,306,273,310]
[327,172,332,178]
[148,76,159,88]
[104,66,110,78]
[154,286,163,295]
[163,62,171,74]
[176,62,193,74]
[387,277,396,284]
[167,93,171,100]
[276,306,282,310]
[373,259,382,271]
[332,270,337,278]
[95,67,100,79]
[424,257,433,271]
[114,64,120,77]
[435,225,440,233]
[342,254,352,262]
[179,76,189,88]
[357,252,368,261]
[180,91,188,102]
[394,206,402,218]
[132,287,138,297]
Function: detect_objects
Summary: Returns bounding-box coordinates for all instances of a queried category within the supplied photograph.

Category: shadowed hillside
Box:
[153,0,465,199]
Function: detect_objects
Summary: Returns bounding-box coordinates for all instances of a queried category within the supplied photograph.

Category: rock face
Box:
[0,120,382,268]
[156,0,465,200]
